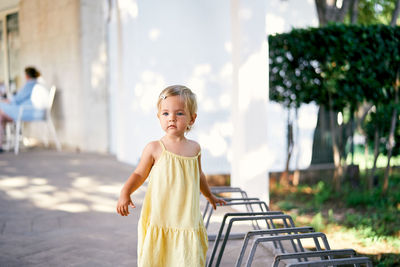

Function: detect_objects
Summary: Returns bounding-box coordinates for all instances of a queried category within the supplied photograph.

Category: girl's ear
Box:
[190,113,197,125]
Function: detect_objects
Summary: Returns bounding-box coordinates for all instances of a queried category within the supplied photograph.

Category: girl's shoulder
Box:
[143,140,163,158]
[186,139,201,155]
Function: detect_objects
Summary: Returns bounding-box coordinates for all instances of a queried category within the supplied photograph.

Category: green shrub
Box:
[310,212,325,232]
[345,190,374,206]
[314,181,332,206]
[344,207,399,237]
[327,208,335,223]
[276,200,297,211]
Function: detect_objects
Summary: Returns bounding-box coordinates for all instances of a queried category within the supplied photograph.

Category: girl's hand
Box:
[117,195,136,216]
[207,194,227,210]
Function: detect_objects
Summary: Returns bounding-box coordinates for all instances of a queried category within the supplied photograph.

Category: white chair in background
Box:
[14,85,61,154]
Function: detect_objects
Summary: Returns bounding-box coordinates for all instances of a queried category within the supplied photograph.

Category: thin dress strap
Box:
[159,140,201,158]
[159,140,166,151]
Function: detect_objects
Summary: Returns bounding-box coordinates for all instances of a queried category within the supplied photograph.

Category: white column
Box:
[230,0,270,203]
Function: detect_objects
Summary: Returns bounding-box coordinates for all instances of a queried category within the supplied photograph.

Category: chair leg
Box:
[14,120,21,155]
[4,122,13,151]
[43,121,49,147]
[47,118,61,151]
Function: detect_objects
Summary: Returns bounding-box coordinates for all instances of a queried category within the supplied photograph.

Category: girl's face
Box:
[158,95,196,136]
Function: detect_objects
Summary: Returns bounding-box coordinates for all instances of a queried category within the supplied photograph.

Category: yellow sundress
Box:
[137,141,208,267]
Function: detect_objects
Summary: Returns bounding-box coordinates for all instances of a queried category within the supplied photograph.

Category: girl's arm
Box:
[198,154,227,210]
[117,142,157,216]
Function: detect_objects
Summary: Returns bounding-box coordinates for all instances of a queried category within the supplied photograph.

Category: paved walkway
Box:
[0,149,139,266]
[0,149,275,267]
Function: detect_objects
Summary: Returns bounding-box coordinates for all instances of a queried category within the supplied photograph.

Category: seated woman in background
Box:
[0,66,47,153]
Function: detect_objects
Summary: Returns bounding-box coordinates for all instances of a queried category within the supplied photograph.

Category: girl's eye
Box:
[177,112,184,116]
[162,112,168,116]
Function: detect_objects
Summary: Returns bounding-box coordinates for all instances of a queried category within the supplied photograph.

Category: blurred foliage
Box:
[269,24,400,182]
[269,24,399,112]
[354,0,400,25]
[363,104,400,157]
[310,212,325,231]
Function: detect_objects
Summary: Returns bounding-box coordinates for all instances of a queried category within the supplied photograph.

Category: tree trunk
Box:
[311,106,334,164]
[369,127,380,190]
[338,115,346,165]
[293,108,301,186]
[336,0,353,21]
[364,141,369,177]
[355,103,373,182]
[328,94,342,191]
[330,113,342,191]
[282,109,294,187]
[391,0,400,26]
[382,74,399,194]
[315,0,328,25]
[350,112,355,165]
[350,0,359,24]
[312,0,355,172]
[338,114,351,169]
[315,0,354,25]
[356,103,374,132]
[382,108,397,193]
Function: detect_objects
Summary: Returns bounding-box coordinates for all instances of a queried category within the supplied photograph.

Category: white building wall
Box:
[19,0,109,152]
[79,0,109,151]
[108,0,233,173]
[109,0,317,183]
[230,0,270,202]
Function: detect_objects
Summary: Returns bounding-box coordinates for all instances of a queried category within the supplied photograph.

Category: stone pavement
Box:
[0,149,140,266]
[0,149,276,267]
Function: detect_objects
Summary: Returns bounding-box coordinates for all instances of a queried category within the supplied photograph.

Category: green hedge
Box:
[268,24,400,111]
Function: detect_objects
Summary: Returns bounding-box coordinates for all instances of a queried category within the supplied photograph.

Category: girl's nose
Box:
[169,115,176,121]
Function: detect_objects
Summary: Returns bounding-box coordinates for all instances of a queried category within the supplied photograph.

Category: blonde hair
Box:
[157,85,198,131]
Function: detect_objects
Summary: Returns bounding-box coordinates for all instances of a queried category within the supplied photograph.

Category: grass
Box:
[345,144,400,169]
[270,169,400,266]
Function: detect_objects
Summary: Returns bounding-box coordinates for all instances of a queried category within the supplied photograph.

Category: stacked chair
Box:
[204,186,372,267]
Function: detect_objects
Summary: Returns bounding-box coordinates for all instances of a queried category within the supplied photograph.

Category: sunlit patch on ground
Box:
[0,174,126,214]
[0,150,139,266]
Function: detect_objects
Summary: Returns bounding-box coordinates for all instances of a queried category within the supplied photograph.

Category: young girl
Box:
[117,85,226,266]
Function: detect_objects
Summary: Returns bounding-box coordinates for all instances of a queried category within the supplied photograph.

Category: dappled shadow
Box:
[0,149,144,213]
[0,149,142,266]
